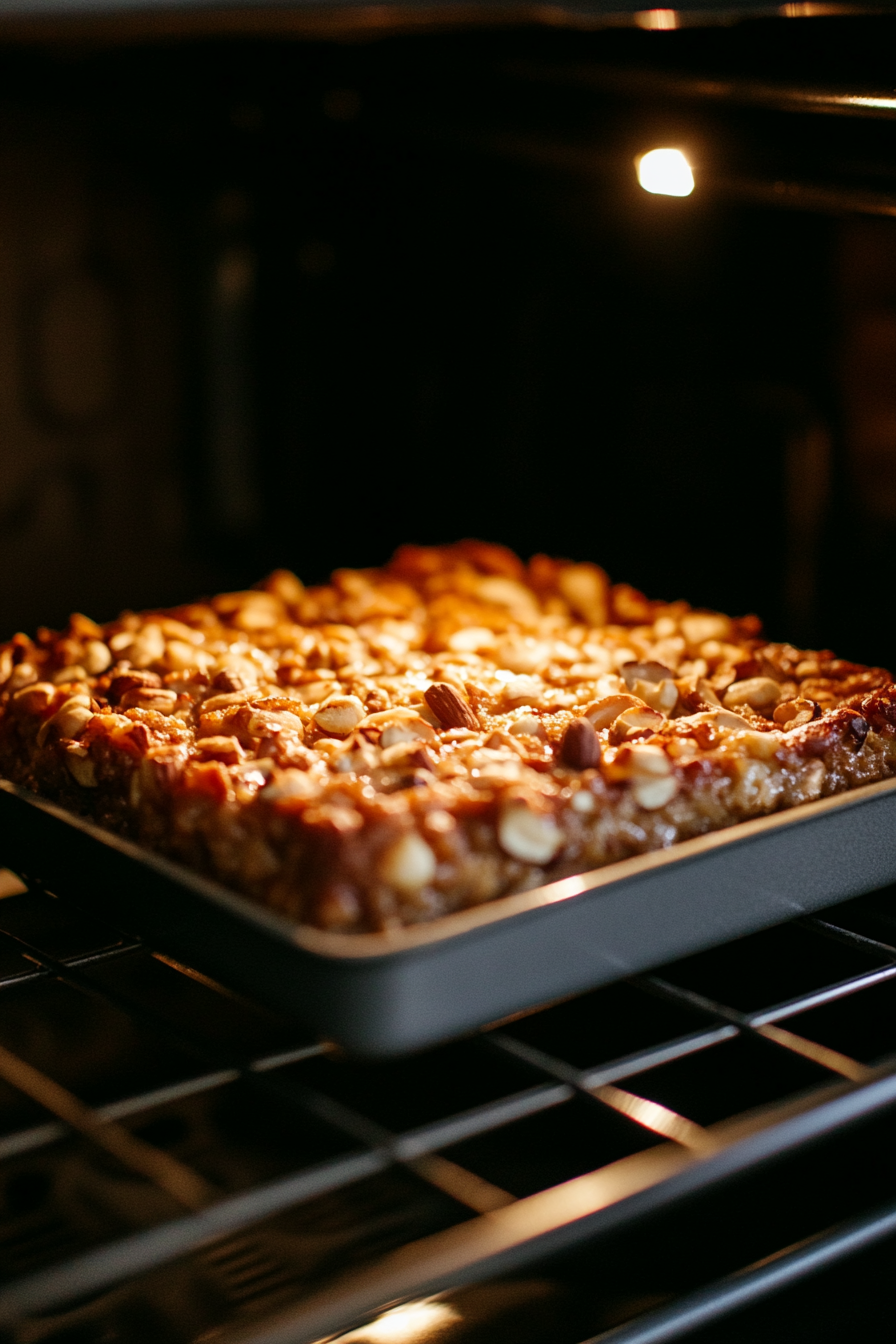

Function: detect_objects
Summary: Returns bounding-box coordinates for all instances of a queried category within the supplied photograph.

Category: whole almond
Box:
[213,668,252,694]
[559,718,601,770]
[424,682,479,730]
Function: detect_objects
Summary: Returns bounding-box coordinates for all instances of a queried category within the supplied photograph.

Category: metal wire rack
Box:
[2,865,896,1344]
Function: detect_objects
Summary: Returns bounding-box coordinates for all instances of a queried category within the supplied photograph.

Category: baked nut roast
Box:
[2,540,895,933]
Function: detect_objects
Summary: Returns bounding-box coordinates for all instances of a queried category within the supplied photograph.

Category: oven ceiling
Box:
[0,0,892,39]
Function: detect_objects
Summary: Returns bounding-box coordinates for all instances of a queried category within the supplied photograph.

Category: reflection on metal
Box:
[407,1155,516,1214]
[748,962,896,1027]
[816,93,896,112]
[219,1144,696,1344]
[756,1024,874,1083]
[394,1085,574,1162]
[634,9,679,28]
[0,869,27,899]
[780,1,863,14]
[522,63,896,120]
[0,1042,214,1211]
[592,1085,718,1153]
[577,1195,896,1344]
[329,1299,461,1344]
[580,1027,740,1092]
[0,1147,389,1326]
[211,1071,896,1343]
[636,148,695,197]
[480,127,896,222]
[5,863,896,1342]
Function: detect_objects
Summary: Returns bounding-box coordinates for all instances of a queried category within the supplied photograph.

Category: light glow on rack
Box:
[780,2,838,15]
[636,148,695,197]
[0,868,26,898]
[635,9,679,29]
[332,1299,461,1343]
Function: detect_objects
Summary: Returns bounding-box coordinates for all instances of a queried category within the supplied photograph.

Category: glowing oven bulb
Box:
[636,148,695,197]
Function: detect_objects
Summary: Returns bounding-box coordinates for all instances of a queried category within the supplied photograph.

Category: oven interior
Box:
[2,865,896,1342]
[2,11,896,666]
[3,7,896,1341]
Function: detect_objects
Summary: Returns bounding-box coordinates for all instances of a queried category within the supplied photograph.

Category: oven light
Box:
[330,1299,461,1342]
[636,148,695,197]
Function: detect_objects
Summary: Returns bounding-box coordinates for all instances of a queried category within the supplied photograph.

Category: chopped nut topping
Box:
[498,800,563,864]
[508,714,545,739]
[52,665,87,685]
[632,678,679,714]
[501,675,544,707]
[379,716,438,748]
[38,696,93,744]
[723,677,782,715]
[605,743,672,781]
[65,746,98,788]
[3,540,894,933]
[196,735,244,761]
[120,687,179,714]
[377,833,437,894]
[129,624,166,669]
[621,661,676,688]
[496,636,551,674]
[583,694,642,730]
[695,678,722,707]
[13,683,55,714]
[773,697,818,729]
[680,613,730,647]
[83,641,112,675]
[557,563,608,626]
[314,695,366,735]
[632,776,678,810]
[609,705,666,743]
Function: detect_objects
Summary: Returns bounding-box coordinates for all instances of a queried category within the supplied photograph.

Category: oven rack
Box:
[2,870,896,1343]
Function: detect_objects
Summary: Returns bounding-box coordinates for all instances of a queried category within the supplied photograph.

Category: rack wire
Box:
[2,866,896,1344]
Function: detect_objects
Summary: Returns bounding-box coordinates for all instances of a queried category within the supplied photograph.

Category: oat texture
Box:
[2,541,895,932]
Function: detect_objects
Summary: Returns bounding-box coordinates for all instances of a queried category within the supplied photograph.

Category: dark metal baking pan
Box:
[2,775,896,1057]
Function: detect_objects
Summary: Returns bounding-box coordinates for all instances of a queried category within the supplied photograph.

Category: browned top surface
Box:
[2,540,895,930]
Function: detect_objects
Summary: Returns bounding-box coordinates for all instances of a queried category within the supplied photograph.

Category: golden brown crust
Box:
[1,540,895,932]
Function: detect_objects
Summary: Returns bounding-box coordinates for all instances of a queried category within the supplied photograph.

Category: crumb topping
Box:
[2,540,895,931]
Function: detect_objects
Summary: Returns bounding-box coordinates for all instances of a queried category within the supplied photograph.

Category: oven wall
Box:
[0,23,890,668]
[0,82,203,634]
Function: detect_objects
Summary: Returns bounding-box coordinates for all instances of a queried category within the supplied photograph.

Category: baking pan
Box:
[2,776,896,1057]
